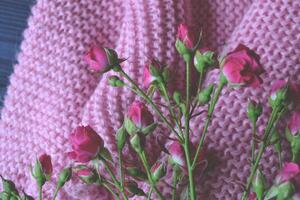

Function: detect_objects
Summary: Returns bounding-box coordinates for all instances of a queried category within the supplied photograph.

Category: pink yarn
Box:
[0,0,299,199]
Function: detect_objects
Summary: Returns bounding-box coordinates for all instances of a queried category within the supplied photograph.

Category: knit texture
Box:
[0,0,300,199]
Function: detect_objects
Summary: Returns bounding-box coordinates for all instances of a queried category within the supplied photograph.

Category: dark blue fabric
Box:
[0,0,35,109]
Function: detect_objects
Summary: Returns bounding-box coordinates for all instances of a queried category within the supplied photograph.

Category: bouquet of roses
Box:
[1,23,299,200]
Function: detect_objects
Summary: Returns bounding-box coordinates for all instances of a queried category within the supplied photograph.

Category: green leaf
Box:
[264,185,279,200]
[116,126,128,151]
[99,147,113,162]
[141,123,157,135]
[124,117,137,135]
[173,91,181,105]
[126,167,147,180]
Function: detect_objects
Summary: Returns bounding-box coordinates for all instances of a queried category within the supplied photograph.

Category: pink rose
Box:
[222,44,264,88]
[84,45,110,73]
[68,125,104,163]
[270,80,300,104]
[128,101,154,128]
[143,60,164,88]
[288,111,300,136]
[39,154,53,176]
[275,162,300,185]
[168,141,185,168]
[177,23,196,49]
[74,167,98,184]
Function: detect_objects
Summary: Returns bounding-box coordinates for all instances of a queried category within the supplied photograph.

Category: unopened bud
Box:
[252,169,265,200]
[125,181,146,197]
[108,76,125,87]
[57,167,72,188]
[151,162,166,182]
[126,167,147,181]
[74,166,98,185]
[130,134,143,153]
[198,84,214,105]
[194,50,216,73]
[247,101,263,123]
[277,181,295,200]
[116,126,127,151]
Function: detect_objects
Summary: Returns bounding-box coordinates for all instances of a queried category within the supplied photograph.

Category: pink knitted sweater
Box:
[0,0,299,199]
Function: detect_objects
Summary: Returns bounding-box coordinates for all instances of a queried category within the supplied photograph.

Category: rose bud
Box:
[0,176,19,197]
[125,101,155,135]
[286,111,300,162]
[74,166,99,184]
[143,60,167,88]
[68,125,104,163]
[247,100,263,124]
[252,169,265,200]
[151,161,166,183]
[194,48,217,73]
[270,80,299,108]
[222,44,264,88]
[175,23,196,62]
[124,181,146,197]
[130,134,144,153]
[32,154,52,187]
[265,163,300,200]
[108,76,125,87]
[167,141,185,169]
[275,162,300,185]
[57,167,72,189]
[198,84,214,105]
[84,45,120,73]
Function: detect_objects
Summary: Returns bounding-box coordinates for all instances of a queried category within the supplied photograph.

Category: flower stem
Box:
[192,76,226,169]
[160,82,184,142]
[139,151,165,200]
[147,187,154,200]
[118,150,125,190]
[51,186,59,200]
[183,60,196,200]
[241,106,282,200]
[172,165,179,200]
[190,70,204,115]
[251,122,257,165]
[93,161,121,200]
[103,182,120,200]
[39,185,42,200]
[119,68,180,138]
[101,158,129,200]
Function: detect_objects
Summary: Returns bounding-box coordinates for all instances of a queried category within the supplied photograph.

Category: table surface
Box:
[0,0,35,109]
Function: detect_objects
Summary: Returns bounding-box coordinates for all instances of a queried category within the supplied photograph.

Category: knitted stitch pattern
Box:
[0,0,299,199]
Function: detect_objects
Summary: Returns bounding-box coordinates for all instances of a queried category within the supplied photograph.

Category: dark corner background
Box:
[0,0,36,109]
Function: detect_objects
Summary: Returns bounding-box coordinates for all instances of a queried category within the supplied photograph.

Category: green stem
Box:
[39,185,42,200]
[139,151,165,200]
[241,107,281,200]
[118,150,125,190]
[119,69,179,138]
[190,70,204,116]
[147,187,154,200]
[101,158,129,200]
[183,60,196,200]
[93,161,120,200]
[192,77,225,169]
[160,82,184,142]
[278,150,283,169]
[251,122,257,165]
[51,186,59,200]
[172,165,179,200]
[103,182,120,200]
